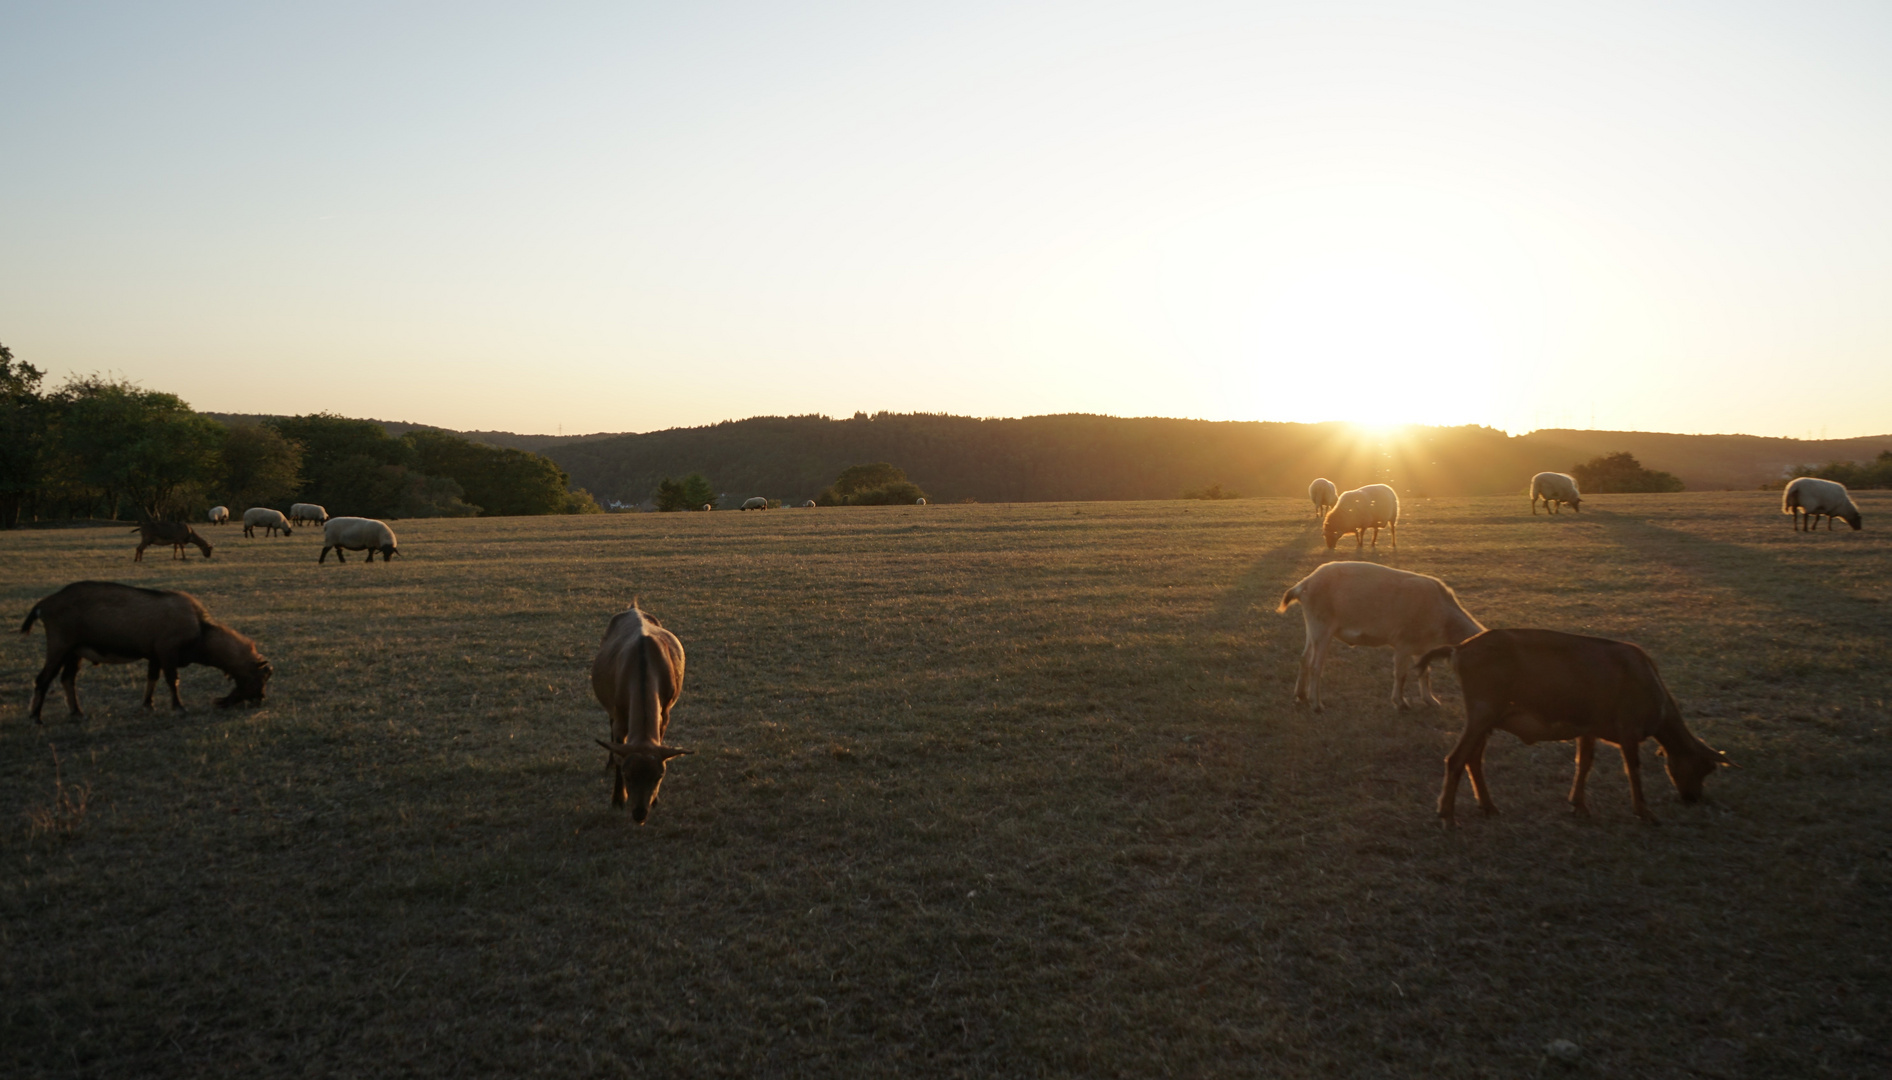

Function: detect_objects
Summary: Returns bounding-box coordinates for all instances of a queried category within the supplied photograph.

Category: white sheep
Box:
[1322,484,1399,550]
[915,497,926,505]
[1279,561,1484,712]
[1308,478,1338,520]
[242,507,292,538]
[801,500,817,508]
[289,502,329,526]
[741,497,769,511]
[1530,472,1583,514]
[318,517,401,563]
[207,506,229,525]
[1782,476,1862,532]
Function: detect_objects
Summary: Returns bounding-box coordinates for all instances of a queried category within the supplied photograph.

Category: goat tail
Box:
[1414,643,1458,676]
[20,604,41,634]
[1277,582,1303,614]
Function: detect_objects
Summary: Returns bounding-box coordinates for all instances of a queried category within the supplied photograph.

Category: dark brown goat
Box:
[1416,628,1731,824]
[591,603,689,823]
[20,581,272,721]
[132,521,213,561]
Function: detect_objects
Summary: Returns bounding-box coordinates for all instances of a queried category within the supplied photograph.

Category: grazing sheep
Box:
[207,506,229,525]
[21,581,272,721]
[591,602,690,823]
[1323,484,1399,550]
[1782,477,1861,532]
[1530,472,1583,515]
[741,497,769,511]
[318,517,400,563]
[1417,629,1731,824]
[702,504,713,512]
[1309,478,1338,520]
[801,500,817,508]
[1279,561,1483,712]
[289,502,329,526]
[242,508,292,538]
[916,498,926,505]
[131,521,213,562]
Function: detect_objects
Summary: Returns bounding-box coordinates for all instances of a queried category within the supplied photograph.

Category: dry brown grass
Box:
[2,493,1888,1078]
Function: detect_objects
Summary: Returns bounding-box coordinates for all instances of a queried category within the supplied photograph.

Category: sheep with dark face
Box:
[207,506,229,525]
[20,581,272,721]
[591,603,691,823]
[1530,472,1583,515]
[1782,477,1861,532]
[319,517,400,563]
[242,508,292,537]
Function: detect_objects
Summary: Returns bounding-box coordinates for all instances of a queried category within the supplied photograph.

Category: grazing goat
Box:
[131,521,213,562]
[289,502,329,526]
[1416,628,1731,824]
[21,581,272,721]
[1323,484,1399,550]
[1782,477,1861,532]
[741,497,769,510]
[1279,562,1483,712]
[319,517,400,563]
[207,506,229,525]
[1530,472,1583,515]
[242,508,292,538]
[591,603,690,823]
[1309,478,1338,520]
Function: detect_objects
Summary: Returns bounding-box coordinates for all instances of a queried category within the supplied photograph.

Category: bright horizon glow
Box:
[3,2,1890,440]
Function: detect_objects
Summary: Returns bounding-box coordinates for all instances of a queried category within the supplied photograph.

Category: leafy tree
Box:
[55,376,225,519]
[1571,452,1684,494]
[655,473,716,511]
[815,462,926,506]
[407,429,572,516]
[1791,450,1892,490]
[268,414,419,515]
[833,462,908,495]
[0,343,50,528]
[219,423,304,511]
[563,488,604,514]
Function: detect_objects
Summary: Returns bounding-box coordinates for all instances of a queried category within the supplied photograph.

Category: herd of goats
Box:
[10,470,1868,825]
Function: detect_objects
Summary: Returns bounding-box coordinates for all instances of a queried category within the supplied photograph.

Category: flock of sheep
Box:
[14,469,1869,826]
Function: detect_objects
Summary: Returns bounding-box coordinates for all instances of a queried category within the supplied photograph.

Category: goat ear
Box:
[595,738,625,758]
[656,746,693,761]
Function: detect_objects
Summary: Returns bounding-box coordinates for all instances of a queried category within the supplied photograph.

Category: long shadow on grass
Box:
[1202,522,1330,633]
[1589,508,1887,631]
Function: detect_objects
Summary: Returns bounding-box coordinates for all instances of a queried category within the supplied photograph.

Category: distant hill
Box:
[200,411,1892,506]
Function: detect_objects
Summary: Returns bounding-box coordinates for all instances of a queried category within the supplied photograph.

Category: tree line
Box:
[0,343,599,528]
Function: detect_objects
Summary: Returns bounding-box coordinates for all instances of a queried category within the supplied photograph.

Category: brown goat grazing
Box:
[1416,628,1731,824]
[591,603,690,823]
[132,521,213,561]
[20,581,272,722]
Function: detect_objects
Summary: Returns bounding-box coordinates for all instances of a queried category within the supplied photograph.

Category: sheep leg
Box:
[1568,736,1596,816]
[1389,520,1397,548]
[1532,496,1539,515]
[1622,740,1658,824]
[59,657,83,718]
[1827,513,1835,531]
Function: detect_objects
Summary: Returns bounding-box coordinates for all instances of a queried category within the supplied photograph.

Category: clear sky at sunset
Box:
[3,2,1889,438]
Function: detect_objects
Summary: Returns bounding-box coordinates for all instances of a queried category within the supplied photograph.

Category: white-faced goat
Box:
[1416,628,1732,824]
[591,603,690,823]
[319,517,400,563]
[1279,561,1483,712]
[1309,478,1338,520]
[1323,484,1399,550]
[21,581,272,721]
[1530,472,1583,515]
[1782,477,1861,532]
[242,507,292,537]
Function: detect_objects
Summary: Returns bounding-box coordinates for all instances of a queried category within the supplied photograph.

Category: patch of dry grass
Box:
[1,493,1888,1077]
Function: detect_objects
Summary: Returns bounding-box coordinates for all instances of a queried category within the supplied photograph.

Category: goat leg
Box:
[1568,736,1596,816]
[1622,740,1659,824]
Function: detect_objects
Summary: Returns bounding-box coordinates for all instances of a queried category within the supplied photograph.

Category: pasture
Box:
[2,493,1888,1078]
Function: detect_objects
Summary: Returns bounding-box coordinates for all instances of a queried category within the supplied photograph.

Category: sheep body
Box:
[207,506,229,525]
[289,502,329,526]
[1279,561,1483,711]
[319,517,400,563]
[1530,472,1583,514]
[242,508,292,538]
[741,497,768,510]
[1322,484,1399,549]
[1782,477,1862,531]
[1309,478,1338,519]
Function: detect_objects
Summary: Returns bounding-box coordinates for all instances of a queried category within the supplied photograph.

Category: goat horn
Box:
[656,746,693,760]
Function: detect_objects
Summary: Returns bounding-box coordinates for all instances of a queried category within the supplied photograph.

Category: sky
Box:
[2,1,1890,438]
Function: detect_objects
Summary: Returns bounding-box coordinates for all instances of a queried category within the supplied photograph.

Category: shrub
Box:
[1789,450,1892,490]
[655,473,716,511]
[818,463,927,506]
[1181,483,1239,500]
[1571,453,1684,494]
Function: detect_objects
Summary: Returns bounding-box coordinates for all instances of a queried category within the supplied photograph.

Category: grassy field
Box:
[2,493,1888,1078]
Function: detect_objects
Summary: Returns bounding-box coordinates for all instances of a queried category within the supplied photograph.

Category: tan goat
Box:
[591,603,691,823]
[1279,561,1483,712]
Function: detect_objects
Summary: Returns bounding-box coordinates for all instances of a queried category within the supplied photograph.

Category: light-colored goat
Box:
[1782,476,1861,532]
[1279,561,1483,712]
[318,517,400,563]
[1322,484,1399,550]
[1309,478,1338,520]
[591,603,690,823]
[1530,472,1583,515]
[242,508,292,538]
